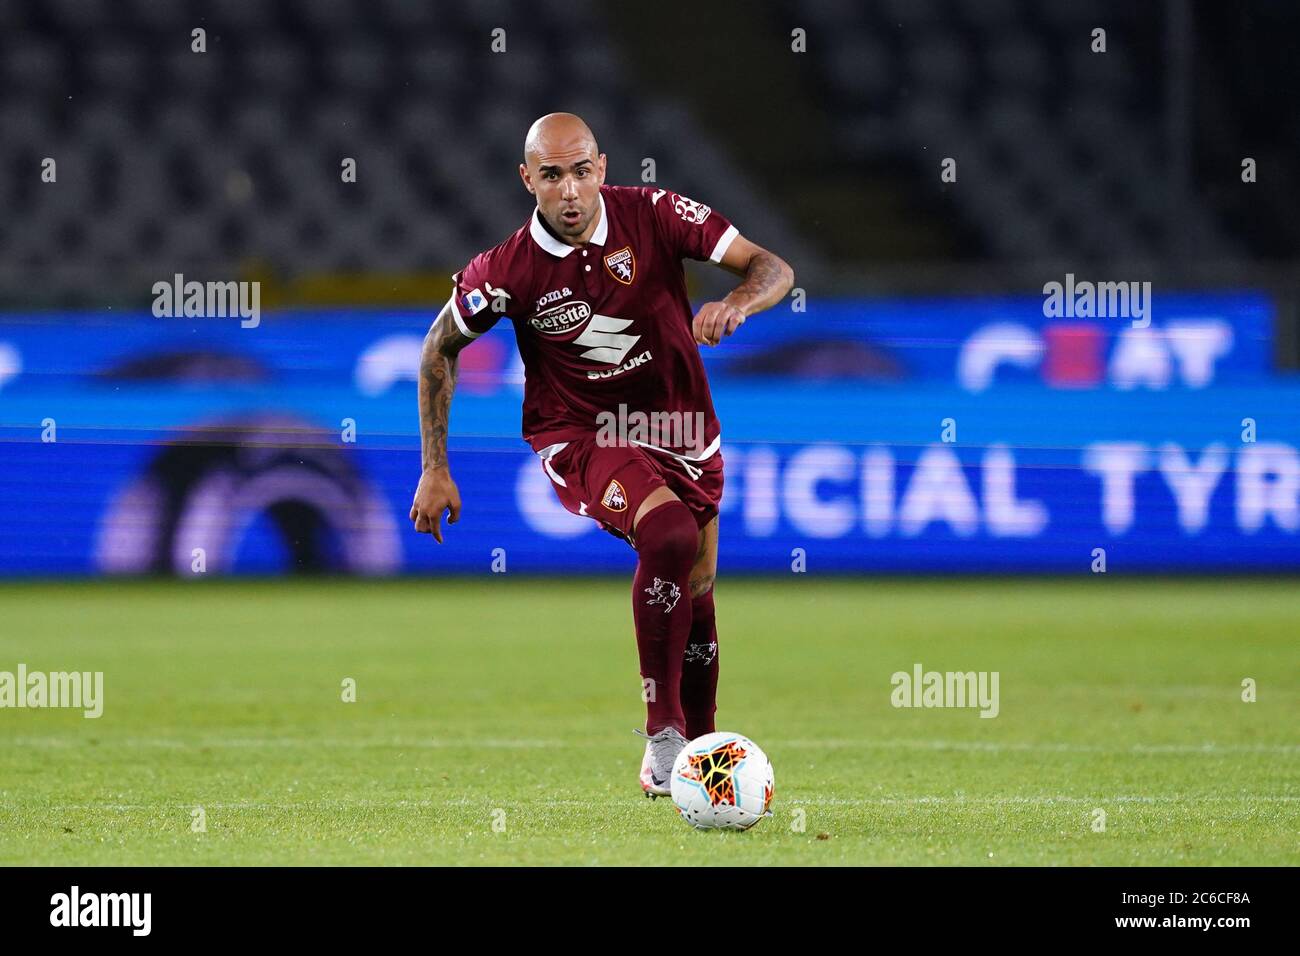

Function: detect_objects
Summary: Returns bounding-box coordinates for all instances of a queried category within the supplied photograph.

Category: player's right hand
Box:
[410,467,462,543]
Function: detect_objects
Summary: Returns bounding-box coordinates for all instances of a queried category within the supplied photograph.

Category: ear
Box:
[518,163,535,194]
[596,153,607,186]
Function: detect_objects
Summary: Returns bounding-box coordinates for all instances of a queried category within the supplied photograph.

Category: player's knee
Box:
[633,484,680,529]
[635,500,697,570]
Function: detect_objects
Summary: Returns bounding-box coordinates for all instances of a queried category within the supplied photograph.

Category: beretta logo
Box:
[530,300,591,334]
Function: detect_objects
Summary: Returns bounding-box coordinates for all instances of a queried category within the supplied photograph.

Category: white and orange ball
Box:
[670,731,774,830]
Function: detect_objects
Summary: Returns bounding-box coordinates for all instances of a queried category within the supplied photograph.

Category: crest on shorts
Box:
[604,246,635,285]
[601,478,628,512]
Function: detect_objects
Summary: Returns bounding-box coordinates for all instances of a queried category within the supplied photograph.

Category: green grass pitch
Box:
[0,577,1296,866]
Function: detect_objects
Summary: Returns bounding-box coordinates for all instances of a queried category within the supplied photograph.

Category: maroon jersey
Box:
[449,184,739,461]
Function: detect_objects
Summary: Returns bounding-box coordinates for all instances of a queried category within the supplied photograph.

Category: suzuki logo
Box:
[574,314,641,365]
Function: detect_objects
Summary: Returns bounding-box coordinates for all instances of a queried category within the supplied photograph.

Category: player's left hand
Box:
[692,301,746,346]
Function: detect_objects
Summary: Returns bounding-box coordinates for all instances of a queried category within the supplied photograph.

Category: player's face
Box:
[521,141,606,243]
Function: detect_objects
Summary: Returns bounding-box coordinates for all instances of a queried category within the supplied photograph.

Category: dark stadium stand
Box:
[2,0,1298,304]
[0,0,817,306]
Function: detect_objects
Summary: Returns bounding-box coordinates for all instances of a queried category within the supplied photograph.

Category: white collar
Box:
[529,192,608,257]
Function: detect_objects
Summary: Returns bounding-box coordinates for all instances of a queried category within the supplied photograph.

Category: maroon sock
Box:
[632,500,697,736]
[681,588,719,739]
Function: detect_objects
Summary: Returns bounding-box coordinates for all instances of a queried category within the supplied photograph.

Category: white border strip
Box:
[446,290,482,339]
[629,433,721,463]
[536,442,570,486]
[708,224,739,263]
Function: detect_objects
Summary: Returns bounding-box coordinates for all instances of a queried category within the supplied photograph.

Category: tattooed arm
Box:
[409,299,476,542]
[692,235,795,346]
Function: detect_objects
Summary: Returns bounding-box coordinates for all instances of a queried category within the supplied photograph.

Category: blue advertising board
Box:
[1,382,1298,575]
[0,290,1273,393]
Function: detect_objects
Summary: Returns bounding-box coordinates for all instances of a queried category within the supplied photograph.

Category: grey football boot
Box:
[635,726,689,798]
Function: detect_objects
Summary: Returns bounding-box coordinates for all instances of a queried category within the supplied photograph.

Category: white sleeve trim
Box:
[447,290,482,339]
[708,224,740,263]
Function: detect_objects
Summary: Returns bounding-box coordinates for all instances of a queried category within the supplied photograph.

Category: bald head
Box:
[519,112,607,245]
[523,112,598,164]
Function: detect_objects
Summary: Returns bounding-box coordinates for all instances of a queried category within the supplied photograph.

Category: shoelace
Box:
[633,727,683,742]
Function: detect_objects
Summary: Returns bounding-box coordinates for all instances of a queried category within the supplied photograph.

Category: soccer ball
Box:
[670,731,774,830]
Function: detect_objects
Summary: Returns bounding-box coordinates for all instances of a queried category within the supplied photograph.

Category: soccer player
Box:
[410,113,794,797]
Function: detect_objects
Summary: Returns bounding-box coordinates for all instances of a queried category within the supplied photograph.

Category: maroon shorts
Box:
[539,436,724,546]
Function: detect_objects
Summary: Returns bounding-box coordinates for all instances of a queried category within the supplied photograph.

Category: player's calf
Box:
[682,587,719,740]
[631,497,696,738]
[682,516,719,738]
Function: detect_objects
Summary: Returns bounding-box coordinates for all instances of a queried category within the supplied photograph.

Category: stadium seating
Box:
[0,0,811,304]
[781,0,1252,262]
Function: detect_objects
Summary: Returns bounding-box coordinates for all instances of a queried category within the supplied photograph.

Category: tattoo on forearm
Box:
[728,252,793,315]
[418,310,468,471]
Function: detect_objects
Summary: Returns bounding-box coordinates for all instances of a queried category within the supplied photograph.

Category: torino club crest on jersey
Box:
[604,246,635,285]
